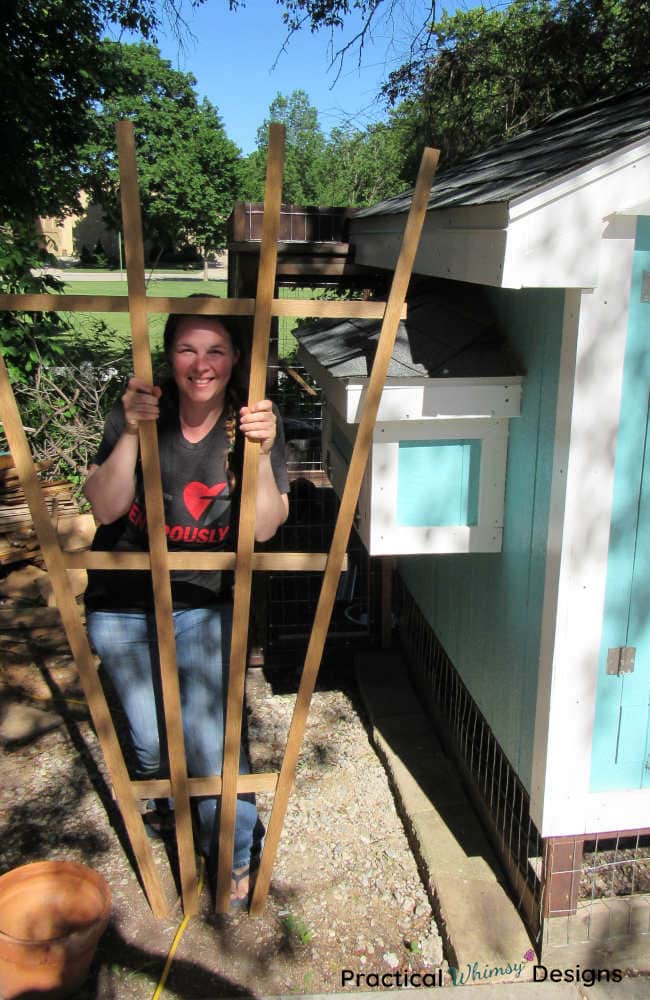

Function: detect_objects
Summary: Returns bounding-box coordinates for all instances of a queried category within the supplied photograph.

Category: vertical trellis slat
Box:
[116,121,198,913]
[216,123,286,913]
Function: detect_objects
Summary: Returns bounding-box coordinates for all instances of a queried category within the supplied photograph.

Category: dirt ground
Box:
[0,604,445,999]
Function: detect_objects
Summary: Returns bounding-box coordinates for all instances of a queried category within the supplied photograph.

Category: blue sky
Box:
[154,1,478,154]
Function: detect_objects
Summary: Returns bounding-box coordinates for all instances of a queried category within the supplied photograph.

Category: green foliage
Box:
[241,88,410,206]
[320,121,407,206]
[240,90,328,203]
[0,225,67,383]
[0,231,135,486]
[0,0,161,223]
[384,0,650,169]
[83,41,241,259]
[78,239,114,268]
[6,317,138,488]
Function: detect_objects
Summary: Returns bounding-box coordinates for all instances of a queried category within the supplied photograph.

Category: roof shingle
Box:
[354,84,650,218]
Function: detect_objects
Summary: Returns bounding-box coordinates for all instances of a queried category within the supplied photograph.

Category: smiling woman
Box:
[167,318,241,424]
[82,303,289,904]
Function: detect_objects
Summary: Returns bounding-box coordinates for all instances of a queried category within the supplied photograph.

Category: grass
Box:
[58,281,341,361]
[59,279,227,355]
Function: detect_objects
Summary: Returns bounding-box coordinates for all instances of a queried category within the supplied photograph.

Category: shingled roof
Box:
[354,84,650,218]
[294,281,521,380]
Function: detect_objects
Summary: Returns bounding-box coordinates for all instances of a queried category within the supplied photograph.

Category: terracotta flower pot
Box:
[0,860,111,1000]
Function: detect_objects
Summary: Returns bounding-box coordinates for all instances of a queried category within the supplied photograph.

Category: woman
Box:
[83,310,289,903]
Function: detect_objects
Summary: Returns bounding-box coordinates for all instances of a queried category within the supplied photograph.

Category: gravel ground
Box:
[0,618,444,999]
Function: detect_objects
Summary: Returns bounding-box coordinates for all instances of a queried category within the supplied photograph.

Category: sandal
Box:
[142,800,175,839]
[230,864,258,906]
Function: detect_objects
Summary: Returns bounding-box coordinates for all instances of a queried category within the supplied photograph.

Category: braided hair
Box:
[162,300,249,495]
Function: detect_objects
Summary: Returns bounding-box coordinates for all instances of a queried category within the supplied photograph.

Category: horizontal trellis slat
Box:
[63,550,346,571]
[0,293,403,320]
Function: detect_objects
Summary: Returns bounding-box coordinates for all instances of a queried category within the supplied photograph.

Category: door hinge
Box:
[606,646,636,675]
[642,271,650,303]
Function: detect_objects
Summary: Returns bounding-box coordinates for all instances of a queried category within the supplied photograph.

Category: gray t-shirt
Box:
[84,387,289,611]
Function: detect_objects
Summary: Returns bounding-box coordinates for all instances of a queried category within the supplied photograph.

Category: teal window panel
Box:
[397,439,481,527]
[636,216,650,251]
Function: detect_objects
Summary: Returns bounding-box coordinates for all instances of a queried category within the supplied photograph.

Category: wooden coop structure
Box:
[227,201,394,657]
[0,121,439,919]
[327,85,650,963]
[295,285,524,557]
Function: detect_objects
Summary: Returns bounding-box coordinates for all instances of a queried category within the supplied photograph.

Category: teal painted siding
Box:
[397,440,481,526]
[399,288,564,791]
[591,218,650,791]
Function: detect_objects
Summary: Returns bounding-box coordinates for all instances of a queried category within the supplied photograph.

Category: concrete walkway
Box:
[354,649,534,981]
[352,651,650,996]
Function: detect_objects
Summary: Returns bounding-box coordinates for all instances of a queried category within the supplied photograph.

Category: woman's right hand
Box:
[122,377,162,431]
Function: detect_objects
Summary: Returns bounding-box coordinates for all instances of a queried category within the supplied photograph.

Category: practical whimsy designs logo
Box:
[448,949,535,987]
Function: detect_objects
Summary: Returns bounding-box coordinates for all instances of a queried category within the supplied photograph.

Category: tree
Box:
[320,122,407,206]
[240,90,328,204]
[261,2,650,180]
[384,1,650,169]
[83,41,241,259]
[0,0,168,224]
[0,224,67,385]
[267,0,439,83]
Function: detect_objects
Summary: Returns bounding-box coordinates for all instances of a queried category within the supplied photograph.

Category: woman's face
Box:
[170,318,240,408]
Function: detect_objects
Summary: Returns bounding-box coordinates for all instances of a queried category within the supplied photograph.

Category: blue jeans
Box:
[86,605,263,869]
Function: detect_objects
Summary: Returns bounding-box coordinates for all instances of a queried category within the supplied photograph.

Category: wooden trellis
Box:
[0,121,439,918]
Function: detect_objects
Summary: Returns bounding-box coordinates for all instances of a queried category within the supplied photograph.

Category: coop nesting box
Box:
[295,287,523,555]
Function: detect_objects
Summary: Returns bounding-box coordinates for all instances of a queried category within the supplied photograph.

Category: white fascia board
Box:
[619,198,650,216]
[368,522,503,555]
[530,287,581,831]
[350,205,509,286]
[530,218,637,837]
[583,789,650,834]
[296,345,523,424]
[346,378,522,423]
[351,138,650,290]
[507,137,650,221]
[502,141,650,288]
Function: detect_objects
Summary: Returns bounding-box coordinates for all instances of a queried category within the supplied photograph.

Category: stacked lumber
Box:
[0,454,81,564]
[0,512,95,606]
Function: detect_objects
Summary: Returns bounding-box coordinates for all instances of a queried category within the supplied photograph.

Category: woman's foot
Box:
[231,864,256,904]
[141,799,175,839]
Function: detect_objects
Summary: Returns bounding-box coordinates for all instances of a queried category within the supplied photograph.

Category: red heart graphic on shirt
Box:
[183,481,227,521]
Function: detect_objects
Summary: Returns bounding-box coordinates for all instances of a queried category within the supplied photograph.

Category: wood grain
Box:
[250,146,441,916]
[216,123,286,914]
[116,121,198,914]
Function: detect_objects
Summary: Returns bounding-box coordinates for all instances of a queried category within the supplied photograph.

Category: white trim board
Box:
[365,420,507,556]
[296,345,522,423]
[538,789,650,839]
[349,139,650,291]
[324,413,508,556]
[530,216,638,838]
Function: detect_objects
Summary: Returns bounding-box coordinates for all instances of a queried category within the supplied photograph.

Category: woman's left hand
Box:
[239,400,277,455]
